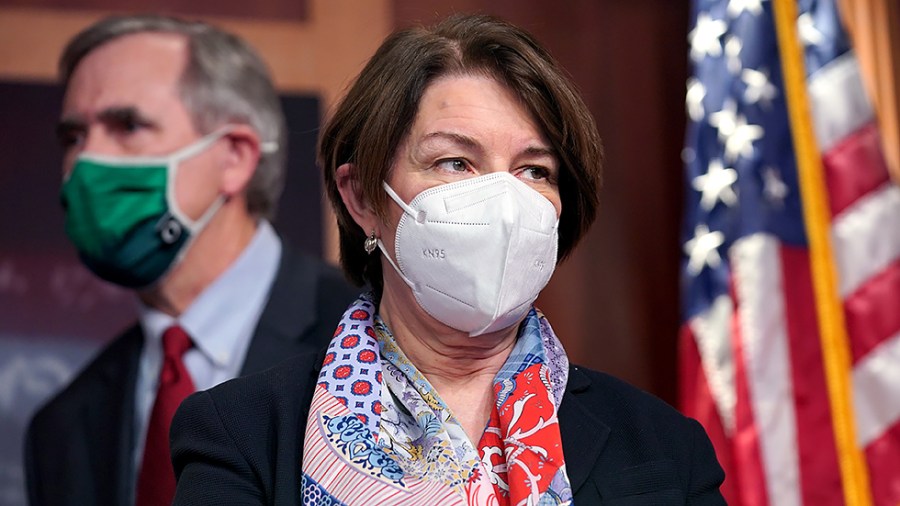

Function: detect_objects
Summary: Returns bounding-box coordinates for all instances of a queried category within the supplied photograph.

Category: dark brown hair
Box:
[320,14,603,291]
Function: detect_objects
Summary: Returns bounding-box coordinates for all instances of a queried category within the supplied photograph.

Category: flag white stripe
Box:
[689,295,737,434]
[853,331,900,446]
[731,234,801,506]
[831,183,900,298]
[807,51,873,151]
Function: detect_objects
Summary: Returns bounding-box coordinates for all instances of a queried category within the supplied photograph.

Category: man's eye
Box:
[104,109,152,135]
[115,118,143,133]
[56,128,85,149]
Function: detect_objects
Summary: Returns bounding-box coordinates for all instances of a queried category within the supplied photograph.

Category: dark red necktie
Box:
[136,325,195,506]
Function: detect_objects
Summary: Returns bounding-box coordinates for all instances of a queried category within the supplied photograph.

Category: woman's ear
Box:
[219,124,262,196]
[336,163,379,233]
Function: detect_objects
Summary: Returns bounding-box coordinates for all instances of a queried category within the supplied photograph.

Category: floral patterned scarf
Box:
[300,294,572,505]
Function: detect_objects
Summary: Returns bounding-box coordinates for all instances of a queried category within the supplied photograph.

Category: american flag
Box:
[678,0,900,505]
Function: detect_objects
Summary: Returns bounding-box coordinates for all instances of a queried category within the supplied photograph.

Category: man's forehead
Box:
[84,30,188,61]
[62,31,189,118]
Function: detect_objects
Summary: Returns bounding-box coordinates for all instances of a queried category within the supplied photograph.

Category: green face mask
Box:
[61,129,228,288]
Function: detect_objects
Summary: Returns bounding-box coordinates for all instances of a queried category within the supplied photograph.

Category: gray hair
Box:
[60,14,287,219]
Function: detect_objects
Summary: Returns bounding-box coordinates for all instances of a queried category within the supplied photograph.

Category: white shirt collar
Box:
[139,221,282,368]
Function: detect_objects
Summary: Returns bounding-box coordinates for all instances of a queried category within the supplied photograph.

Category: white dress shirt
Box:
[132,220,281,493]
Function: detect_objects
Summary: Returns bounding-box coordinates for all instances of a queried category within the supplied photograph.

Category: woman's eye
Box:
[520,166,550,181]
[435,158,470,173]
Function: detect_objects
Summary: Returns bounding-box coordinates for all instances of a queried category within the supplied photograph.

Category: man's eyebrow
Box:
[56,106,150,133]
[96,105,147,124]
[56,117,85,137]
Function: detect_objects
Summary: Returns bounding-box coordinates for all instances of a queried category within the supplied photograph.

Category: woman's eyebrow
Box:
[419,131,483,154]
[520,145,556,158]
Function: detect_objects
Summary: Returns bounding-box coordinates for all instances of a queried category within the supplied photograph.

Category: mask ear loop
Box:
[383,182,427,223]
[376,239,417,290]
[150,126,237,283]
[165,126,235,231]
[378,181,420,290]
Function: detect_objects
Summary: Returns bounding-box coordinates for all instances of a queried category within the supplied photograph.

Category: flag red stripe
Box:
[679,325,742,506]
[730,279,772,506]
[843,258,900,364]
[779,245,844,506]
[864,419,900,506]
[822,122,891,217]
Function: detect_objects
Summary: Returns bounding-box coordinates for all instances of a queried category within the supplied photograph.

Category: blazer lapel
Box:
[87,325,143,505]
[241,247,319,375]
[559,366,610,496]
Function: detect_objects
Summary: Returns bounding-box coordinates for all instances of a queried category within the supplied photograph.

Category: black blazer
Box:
[171,348,726,505]
[24,248,359,506]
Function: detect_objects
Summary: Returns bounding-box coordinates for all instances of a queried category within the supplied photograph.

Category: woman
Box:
[171,14,725,505]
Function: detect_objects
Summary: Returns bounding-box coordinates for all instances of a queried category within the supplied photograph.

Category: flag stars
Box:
[693,160,739,210]
[710,100,764,161]
[724,116,764,161]
[762,166,789,205]
[686,78,707,121]
[689,13,727,62]
[710,100,739,140]
[684,224,726,275]
[797,12,825,47]
[742,68,778,106]
[725,36,744,74]
[727,0,766,18]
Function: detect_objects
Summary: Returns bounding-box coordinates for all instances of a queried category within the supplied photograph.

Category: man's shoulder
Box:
[29,324,142,432]
[277,247,356,297]
[269,246,357,314]
[241,247,356,372]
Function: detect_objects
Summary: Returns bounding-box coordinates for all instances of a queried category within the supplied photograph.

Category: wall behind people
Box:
[0,0,689,504]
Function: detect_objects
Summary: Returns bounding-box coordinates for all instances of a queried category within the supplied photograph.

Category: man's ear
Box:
[336,163,380,234]
[219,124,262,196]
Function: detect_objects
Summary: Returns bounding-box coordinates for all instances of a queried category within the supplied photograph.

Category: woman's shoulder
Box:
[565,364,689,425]
[561,364,713,471]
[171,348,324,503]
[173,348,323,443]
[562,364,725,503]
[204,348,323,413]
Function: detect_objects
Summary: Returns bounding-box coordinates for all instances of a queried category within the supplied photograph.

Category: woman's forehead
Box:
[406,75,551,152]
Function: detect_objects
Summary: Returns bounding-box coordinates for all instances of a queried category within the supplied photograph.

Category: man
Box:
[24,15,358,506]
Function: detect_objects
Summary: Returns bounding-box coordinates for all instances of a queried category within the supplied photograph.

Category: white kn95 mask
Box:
[378,172,559,336]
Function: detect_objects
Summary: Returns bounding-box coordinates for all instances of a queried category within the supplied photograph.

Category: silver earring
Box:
[364,231,377,254]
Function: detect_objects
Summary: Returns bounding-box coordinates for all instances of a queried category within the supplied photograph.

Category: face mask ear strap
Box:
[169,126,235,164]
[165,127,234,228]
[376,239,417,290]
[382,182,421,219]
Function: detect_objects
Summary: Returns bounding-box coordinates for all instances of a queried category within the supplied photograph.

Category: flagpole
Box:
[771,1,873,505]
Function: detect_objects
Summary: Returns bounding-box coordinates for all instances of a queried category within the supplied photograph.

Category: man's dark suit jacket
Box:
[171,347,726,505]
[25,248,359,506]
